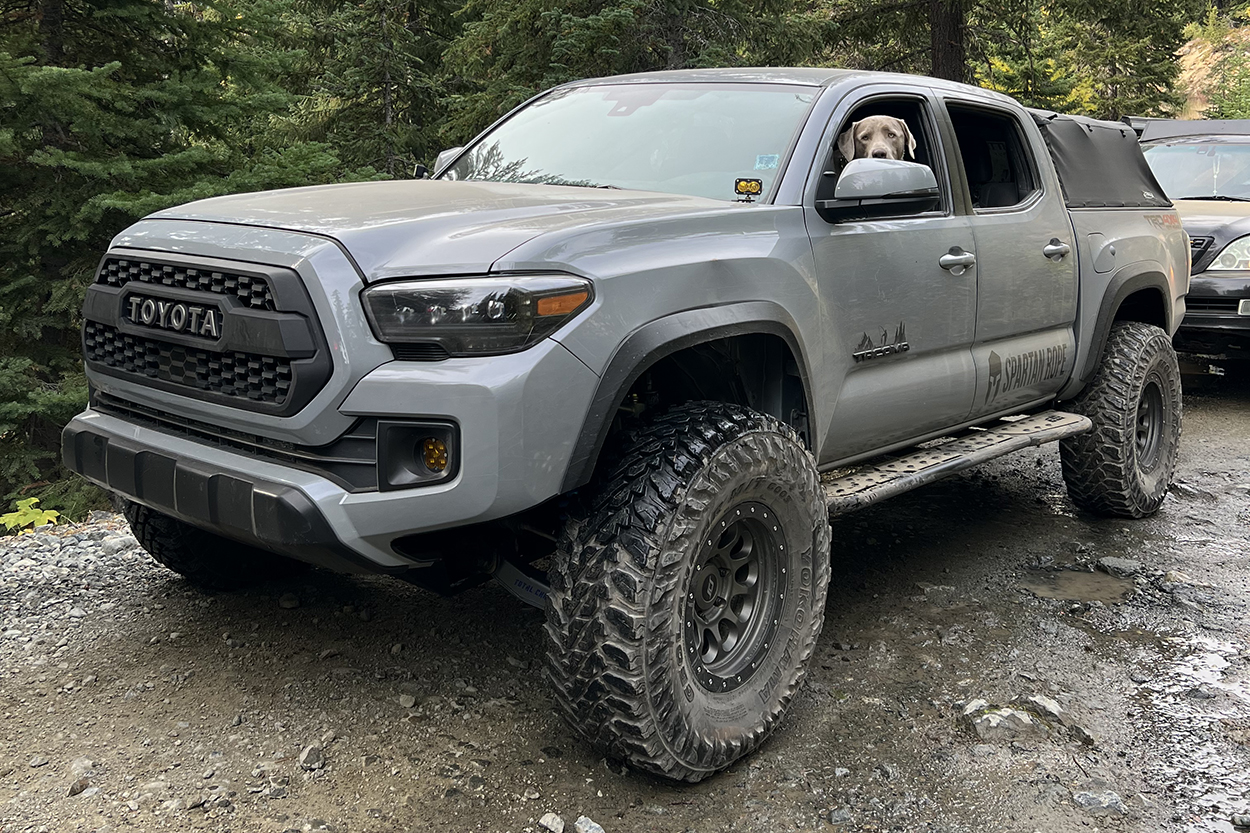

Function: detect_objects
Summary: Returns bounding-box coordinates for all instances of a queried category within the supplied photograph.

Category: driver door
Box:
[803,89,978,463]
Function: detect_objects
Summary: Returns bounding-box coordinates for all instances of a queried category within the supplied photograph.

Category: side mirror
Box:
[434,146,464,176]
[818,158,940,222]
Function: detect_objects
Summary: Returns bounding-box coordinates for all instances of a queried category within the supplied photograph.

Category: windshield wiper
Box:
[1174,194,1250,201]
[540,178,621,190]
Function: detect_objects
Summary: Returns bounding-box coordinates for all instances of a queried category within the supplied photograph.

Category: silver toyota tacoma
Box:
[63,68,1189,782]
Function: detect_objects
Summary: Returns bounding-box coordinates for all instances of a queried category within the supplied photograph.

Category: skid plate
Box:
[823,410,1092,516]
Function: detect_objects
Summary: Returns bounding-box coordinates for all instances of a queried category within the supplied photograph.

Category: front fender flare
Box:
[559,302,813,492]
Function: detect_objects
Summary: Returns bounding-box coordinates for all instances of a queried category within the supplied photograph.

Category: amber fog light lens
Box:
[421,438,449,473]
[378,421,458,490]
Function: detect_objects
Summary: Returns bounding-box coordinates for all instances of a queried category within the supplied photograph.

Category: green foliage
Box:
[2,498,60,533]
[1207,50,1250,117]
[1189,6,1250,119]
[824,0,1203,118]
[440,0,804,141]
[1047,0,1204,119]
[0,0,363,518]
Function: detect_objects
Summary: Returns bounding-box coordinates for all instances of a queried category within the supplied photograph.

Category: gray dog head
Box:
[837,116,916,161]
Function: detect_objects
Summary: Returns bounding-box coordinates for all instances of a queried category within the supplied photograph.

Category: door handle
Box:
[939,247,976,275]
[1043,238,1072,260]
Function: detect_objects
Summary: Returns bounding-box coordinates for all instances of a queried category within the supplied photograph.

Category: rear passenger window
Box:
[946,105,1039,210]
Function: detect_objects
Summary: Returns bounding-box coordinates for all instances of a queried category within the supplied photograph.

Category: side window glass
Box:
[817,98,945,213]
[946,104,1039,210]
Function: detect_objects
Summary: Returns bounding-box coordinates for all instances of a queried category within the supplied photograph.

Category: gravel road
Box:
[2,370,1248,833]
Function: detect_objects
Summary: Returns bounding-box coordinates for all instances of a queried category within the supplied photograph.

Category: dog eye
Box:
[887,131,896,138]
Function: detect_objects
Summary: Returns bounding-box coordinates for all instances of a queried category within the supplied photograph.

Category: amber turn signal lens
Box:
[421,438,449,473]
[536,290,590,317]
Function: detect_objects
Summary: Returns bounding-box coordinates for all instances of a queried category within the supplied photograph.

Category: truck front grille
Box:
[85,321,293,405]
[98,257,276,311]
[1190,236,1214,266]
[82,252,331,415]
[1185,297,1240,313]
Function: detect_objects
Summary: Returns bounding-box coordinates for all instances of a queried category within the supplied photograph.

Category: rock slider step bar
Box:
[824,410,1092,516]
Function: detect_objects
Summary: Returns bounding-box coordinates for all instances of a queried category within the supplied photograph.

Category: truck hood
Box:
[149,180,735,280]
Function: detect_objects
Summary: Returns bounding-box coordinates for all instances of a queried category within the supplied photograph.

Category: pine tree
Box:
[259,0,458,175]
[0,0,351,513]
[439,0,799,142]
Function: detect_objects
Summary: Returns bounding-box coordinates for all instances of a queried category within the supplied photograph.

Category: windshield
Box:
[1143,140,1250,200]
[441,83,818,202]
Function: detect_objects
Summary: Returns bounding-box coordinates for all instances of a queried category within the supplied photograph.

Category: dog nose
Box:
[871,149,888,159]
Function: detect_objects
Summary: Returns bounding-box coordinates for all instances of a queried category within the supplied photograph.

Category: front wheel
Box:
[1060,321,1182,518]
[545,402,831,782]
[122,500,309,591]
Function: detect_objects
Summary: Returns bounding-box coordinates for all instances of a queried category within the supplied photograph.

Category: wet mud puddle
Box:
[1019,568,1135,604]
[1137,636,1250,833]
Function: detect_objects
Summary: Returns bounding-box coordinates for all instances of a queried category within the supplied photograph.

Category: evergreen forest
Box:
[0,0,1243,514]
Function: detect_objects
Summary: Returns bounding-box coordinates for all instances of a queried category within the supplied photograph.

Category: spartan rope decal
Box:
[985,344,1067,404]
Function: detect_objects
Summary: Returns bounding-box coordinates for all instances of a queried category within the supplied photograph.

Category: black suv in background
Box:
[1136,118,1250,363]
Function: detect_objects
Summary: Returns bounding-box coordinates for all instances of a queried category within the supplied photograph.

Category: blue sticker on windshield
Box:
[755,154,779,170]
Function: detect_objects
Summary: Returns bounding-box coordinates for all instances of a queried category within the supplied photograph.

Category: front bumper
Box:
[1176,272,1250,354]
[63,338,600,571]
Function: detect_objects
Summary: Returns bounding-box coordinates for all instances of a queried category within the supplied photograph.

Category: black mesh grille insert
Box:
[98,258,275,311]
[93,393,378,491]
[392,343,451,362]
[1185,297,1240,313]
[85,321,292,404]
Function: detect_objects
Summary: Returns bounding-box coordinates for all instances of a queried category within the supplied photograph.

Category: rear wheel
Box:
[1060,321,1182,518]
[545,402,831,782]
[122,500,308,591]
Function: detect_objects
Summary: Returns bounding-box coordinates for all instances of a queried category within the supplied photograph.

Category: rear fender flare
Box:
[1060,264,1174,400]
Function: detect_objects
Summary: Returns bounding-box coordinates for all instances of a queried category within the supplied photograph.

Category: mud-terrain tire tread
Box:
[1059,321,1182,518]
[123,501,307,591]
[545,402,831,782]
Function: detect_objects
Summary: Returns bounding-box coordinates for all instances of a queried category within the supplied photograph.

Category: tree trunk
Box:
[381,0,396,176]
[928,0,966,83]
[39,0,65,64]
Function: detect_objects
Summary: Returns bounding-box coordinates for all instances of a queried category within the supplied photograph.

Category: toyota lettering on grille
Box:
[125,295,222,339]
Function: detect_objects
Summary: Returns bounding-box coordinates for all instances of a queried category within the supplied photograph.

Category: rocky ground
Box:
[1,368,1248,833]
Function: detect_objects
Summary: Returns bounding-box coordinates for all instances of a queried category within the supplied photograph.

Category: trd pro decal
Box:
[984,344,1067,404]
[853,322,909,363]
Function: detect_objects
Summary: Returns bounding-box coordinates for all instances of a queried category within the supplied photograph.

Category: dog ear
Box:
[900,120,916,160]
[837,122,858,162]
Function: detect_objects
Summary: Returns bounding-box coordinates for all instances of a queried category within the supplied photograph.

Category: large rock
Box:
[1096,557,1142,578]
[299,744,324,771]
[960,700,1045,741]
[538,812,565,833]
[1020,693,1065,724]
[1073,790,1127,816]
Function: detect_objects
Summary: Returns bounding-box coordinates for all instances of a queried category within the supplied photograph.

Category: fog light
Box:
[421,438,448,473]
[378,421,458,490]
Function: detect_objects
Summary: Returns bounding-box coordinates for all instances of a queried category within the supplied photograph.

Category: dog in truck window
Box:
[838,116,916,161]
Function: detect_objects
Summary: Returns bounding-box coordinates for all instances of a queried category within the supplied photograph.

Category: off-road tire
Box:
[122,500,308,591]
[545,402,831,782]
[1060,321,1182,518]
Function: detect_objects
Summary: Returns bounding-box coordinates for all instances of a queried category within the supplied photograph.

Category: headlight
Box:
[362,274,592,355]
[1207,235,1250,270]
